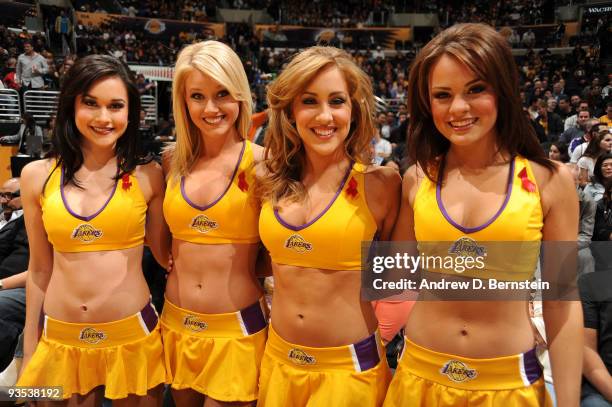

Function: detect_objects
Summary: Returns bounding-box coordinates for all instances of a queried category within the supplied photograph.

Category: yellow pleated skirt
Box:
[160,297,268,402]
[17,302,165,400]
[383,337,553,407]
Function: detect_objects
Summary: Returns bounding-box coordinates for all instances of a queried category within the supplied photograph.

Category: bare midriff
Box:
[165,240,262,313]
[44,245,151,322]
[271,263,378,347]
[406,300,535,358]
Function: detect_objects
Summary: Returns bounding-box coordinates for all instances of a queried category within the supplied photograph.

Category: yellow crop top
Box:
[259,162,377,271]
[413,155,543,281]
[163,140,260,244]
[41,164,147,253]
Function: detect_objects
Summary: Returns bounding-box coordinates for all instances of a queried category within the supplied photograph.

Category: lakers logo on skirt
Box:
[190,215,219,234]
[79,327,107,344]
[71,224,103,243]
[448,236,487,257]
[285,234,313,253]
[287,348,316,365]
[440,360,477,383]
[183,315,208,332]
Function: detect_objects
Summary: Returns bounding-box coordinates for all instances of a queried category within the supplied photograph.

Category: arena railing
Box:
[141,95,158,126]
[23,90,60,124]
[0,89,21,123]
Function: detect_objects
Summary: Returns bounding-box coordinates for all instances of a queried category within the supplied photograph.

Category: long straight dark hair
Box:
[49,54,142,187]
[406,23,555,180]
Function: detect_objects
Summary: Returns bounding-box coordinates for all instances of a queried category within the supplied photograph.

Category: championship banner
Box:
[76,12,225,40]
[254,25,411,49]
[129,65,174,81]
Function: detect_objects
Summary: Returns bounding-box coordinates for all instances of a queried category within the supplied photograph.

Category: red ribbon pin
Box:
[518,167,536,192]
[238,171,249,192]
[346,176,358,199]
[121,174,132,191]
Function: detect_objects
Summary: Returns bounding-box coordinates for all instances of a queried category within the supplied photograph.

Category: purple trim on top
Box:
[274,162,354,231]
[180,140,246,211]
[522,348,543,384]
[352,332,380,372]
[239,300,268,335]
[436,157,515,234]
[140,302,159,332]
[60,168,119,222]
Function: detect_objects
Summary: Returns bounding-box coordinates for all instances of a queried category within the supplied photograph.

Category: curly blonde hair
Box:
[260,46,375,204]
[167,41,252,180]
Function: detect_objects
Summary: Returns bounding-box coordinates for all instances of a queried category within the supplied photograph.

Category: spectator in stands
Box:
[566,101,592,132]
[577,127,612,186]
[15,41,48,92]
[579,264,612,406]
[549,141,570,163]
[0,112,43,158]
[562,109,591,152]
[600,102,612,129]
[585,153,612,203]
[0,178,28,373]
[373,127,392,165]
[566,162,597,276]
[536,99,563,143]
[2,58,19,91]
[522,28,536,48]
[571,120,603,164]
[593,183,612,242]
[377,111,391,140]
[557,95,574,125]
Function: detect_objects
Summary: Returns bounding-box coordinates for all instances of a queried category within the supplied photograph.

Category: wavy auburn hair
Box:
[407,23,555,180]
[260,46,375,204]
[167,41,252,180]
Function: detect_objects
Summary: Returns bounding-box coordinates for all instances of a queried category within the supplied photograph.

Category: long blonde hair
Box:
[260,46,375,204]
[168,41,252,180]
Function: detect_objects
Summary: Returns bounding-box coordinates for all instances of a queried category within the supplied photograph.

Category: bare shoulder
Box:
[135,160,164,185]
[529,159,573,193]
[365,165,401,192]
[401,163,426,204]
[160,148,173,176]
[529,159,575,214]
[21,158,54,193]
[250,142,265,163]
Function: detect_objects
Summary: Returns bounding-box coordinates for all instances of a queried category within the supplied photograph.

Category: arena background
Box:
[0,0,610,405]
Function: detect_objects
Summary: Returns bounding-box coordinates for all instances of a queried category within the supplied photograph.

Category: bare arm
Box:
[20,160,54,372]
[583,327,612,401]
[539,162,583,407]
[137,161,170,269]
[1,271,27,289]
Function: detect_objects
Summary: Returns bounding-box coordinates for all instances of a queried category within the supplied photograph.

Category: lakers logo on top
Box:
[285,234,313,253]
[183,315,208,332]
[288,348,316,365]
[79,327,107,344]
[71,224,103,243]
[449,237,487,257]
[440,360,477,383]
[190,215,219,234]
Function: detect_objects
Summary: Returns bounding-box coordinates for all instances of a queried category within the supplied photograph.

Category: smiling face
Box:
[184,69,239,140]
[291,65,352,159]
[74,76,129,151]
[429,54,498,148]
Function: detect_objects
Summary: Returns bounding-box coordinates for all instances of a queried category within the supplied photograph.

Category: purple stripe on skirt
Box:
[140,302,159,332]
[522,348,543,384]
[239,301,267,335]
[352,333,380,372]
